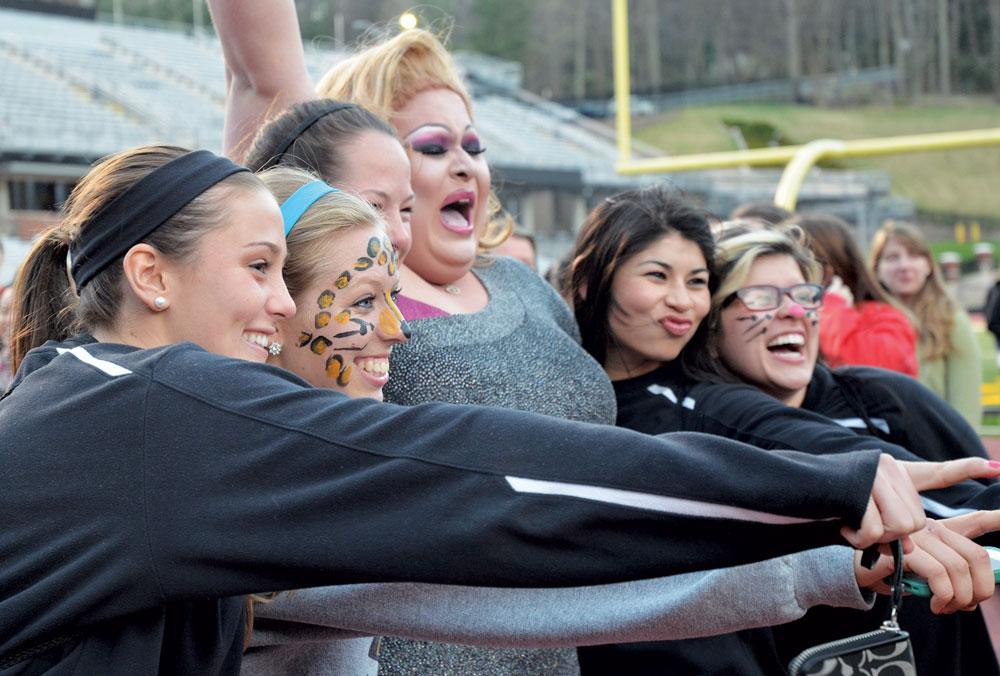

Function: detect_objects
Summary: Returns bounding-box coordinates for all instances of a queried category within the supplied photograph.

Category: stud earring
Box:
[268,342,283,356]
[153,296,168,310]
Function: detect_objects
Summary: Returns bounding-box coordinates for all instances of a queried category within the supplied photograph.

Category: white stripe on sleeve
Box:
[505,476,831,525]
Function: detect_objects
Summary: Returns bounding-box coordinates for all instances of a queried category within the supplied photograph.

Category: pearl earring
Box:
[153,296,168,310]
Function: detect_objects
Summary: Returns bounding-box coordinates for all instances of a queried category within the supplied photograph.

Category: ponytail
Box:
[9,227,77,372]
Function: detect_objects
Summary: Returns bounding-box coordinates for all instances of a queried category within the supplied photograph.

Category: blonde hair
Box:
[316,27,511,251]
[712,227,821,310]
[257,167,387,299]
[870,221,955,360]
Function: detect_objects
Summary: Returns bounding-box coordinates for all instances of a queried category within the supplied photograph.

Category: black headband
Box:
[258,102,357,171]
[70,150,249,289]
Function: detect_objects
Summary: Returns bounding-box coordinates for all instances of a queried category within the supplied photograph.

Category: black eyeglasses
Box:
[725,284,824,312]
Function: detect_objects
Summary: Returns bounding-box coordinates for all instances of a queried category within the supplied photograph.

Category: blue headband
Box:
[280,181,339,236]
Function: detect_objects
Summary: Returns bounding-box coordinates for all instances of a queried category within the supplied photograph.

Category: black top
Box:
[600,362,999,676]
[0,337,878,674]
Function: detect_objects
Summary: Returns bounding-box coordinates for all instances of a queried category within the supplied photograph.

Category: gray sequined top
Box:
[383,256,616,425]
[379,256,616,675]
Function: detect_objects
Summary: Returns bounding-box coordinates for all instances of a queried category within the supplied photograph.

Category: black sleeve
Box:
[682,378,1000,516]
[137,349,879,603]
[839,366,988,463]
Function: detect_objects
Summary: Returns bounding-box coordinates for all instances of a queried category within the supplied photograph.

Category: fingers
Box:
[907,520,994,614]
[842,497,883,549]
[900,458,1000,492]
[940,510,1000,540]
[870,455,924,543]
[854,549,895,594]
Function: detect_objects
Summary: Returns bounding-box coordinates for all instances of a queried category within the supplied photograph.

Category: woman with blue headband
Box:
[2,145,952,675]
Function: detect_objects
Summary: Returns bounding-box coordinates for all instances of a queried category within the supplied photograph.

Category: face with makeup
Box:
[338,130,415,262]
[392,87,490,285]
[716,253,820,406]
[275,225,410,400]
[875,236,932,303]
[160,186,295,362]
[604,232,711,380]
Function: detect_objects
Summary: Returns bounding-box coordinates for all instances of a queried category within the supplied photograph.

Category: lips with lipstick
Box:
[439,190,476,236]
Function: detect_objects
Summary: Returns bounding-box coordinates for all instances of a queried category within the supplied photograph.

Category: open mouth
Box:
[767,333,805,357]
[439,191,476,235]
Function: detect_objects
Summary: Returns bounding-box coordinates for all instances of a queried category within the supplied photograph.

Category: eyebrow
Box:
[246,241,284,256]
[364,189,416,203]
[640,260,709,274]
[403,123,475,140]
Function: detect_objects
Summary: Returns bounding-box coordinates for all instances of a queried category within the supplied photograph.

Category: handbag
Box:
[788,540,916,675]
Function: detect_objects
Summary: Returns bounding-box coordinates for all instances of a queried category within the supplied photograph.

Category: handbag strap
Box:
[885,539,905,629]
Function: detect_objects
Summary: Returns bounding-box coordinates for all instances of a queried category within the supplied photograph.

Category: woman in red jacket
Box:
[792,213,918,376]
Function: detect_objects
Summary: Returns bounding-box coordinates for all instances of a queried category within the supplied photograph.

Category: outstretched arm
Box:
[247,546,868,654]
[207,0,314,160]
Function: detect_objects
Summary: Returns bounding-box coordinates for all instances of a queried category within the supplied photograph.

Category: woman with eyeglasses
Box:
[565,189,1000,675]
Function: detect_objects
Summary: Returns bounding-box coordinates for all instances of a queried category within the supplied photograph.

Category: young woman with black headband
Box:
[1,146,947,674]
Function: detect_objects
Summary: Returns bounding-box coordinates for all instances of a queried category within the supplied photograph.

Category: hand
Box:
[899,457,1000,491]
[857,514,998,614]
[842,455,924,551]
[825,275,853,306]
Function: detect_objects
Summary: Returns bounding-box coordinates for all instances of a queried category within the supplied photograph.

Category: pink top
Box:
[395,294,450,320]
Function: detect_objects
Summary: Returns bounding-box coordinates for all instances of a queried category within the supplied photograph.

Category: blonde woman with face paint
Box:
[870,220,982,430]
[567,190,1000,674]
[703,228,999,676]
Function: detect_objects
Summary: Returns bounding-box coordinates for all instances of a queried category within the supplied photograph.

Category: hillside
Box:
[635,101,1000,220]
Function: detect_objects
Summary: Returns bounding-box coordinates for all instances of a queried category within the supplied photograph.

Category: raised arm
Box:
[207,0,315,160]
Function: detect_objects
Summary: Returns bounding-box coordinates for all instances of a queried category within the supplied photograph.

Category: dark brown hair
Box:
[245,100,397,182]
[568,185,716,374]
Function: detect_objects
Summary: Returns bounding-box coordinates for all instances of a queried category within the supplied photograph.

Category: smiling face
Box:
[161,186,295,362]
[716,253,820,406]
[275,225,409,400]
[875,235,932,304]
[338,130,415,262]
[604,232,711,380]
[392,88,491,285]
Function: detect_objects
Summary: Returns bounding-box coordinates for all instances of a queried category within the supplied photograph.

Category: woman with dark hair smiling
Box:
[564,186,1000,674]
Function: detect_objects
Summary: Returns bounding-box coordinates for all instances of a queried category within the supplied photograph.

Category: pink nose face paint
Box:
[787,303,806,318]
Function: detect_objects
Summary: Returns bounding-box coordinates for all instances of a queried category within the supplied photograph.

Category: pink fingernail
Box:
[989,461,1000,468]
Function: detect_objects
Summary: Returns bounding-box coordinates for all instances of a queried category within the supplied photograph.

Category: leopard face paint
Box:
[274,225,407,401]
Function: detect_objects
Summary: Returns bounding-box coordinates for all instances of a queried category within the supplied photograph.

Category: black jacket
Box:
[606,362,999,676]
[0,338,879,674]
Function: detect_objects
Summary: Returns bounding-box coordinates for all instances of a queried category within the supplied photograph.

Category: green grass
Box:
[634,101,1000,218]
